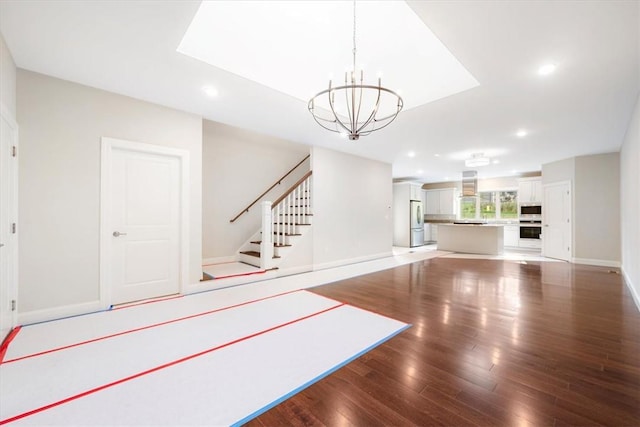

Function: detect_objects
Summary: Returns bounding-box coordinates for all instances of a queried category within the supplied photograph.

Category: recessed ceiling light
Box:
[493,159,500,164]
[538,63,556,76]
[434,153,440,157]
[407,151,416,158]
[444,176,450,181]
[516,129,527,137]
[178,2,479,112]
[417,169,424,175]
[202,86,219,97]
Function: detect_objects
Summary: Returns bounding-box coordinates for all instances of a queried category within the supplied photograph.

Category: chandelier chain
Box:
[352,0,357,72]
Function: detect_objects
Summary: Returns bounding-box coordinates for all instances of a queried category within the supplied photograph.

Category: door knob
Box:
[112,231,127,237]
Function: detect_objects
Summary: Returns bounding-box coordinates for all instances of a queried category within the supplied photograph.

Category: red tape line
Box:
[211,269,267,280]
[2,289,302,365]
[0,303,345,425]
[0,326,22,364]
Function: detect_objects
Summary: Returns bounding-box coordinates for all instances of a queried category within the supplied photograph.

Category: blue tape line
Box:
[231,322,412,427]
[22,308,110,327]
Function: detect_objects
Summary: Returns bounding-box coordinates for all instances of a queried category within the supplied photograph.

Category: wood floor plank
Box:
[246,257,640,426]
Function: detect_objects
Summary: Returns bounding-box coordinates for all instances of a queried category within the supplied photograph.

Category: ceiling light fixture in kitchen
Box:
[308,0,403,140]
[465,153,490,167]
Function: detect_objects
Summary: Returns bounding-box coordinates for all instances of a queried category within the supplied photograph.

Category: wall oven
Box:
[519,220,542,239]
[519,204,542,219]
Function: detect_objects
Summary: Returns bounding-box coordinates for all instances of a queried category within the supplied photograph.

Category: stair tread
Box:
[239,250,280,259]
[280,213,313,216]
[250,240,291,247]
[274,223,311,226]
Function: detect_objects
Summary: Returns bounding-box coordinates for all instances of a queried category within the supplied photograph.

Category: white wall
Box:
[312,147,392,268]
[543,154,622,266]
[574,153,620,263]
[620,93,640,309]
[477,176,520,191]
[542,157,575,185]
[0,32,16,116]
[17,70,202,315]
[202,119,309,260]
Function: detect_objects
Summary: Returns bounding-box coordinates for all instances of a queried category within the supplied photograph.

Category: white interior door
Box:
[543,182,572,261]
[0,107,18,340]
[108,146,181,305]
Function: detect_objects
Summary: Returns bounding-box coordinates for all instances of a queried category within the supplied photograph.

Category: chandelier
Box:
[308,0,403,141]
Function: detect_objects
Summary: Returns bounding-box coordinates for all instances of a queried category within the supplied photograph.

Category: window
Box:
[460,197,476,219]
[479,192,496,219]
[499,191,518,219]
[460,190,517,220]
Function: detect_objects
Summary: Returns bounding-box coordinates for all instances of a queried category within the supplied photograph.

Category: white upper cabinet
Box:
[518,178,542,203]
[425,188,457,215]
[426,191,439,214]
[410,184,422,200]
[439,189,455,215]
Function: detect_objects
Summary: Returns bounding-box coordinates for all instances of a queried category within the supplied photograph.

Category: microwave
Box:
[519,204,542,218]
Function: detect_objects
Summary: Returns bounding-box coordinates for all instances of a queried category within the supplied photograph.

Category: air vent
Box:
[462,170,478,197]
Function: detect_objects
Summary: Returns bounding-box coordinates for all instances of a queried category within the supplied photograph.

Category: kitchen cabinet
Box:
[410,184,422,200]
[426,191,439,215]
[425,189,457,215]
[519,238,541,249]
[423,223,439,243]
[504,225,519,247]
[518,178,542,203]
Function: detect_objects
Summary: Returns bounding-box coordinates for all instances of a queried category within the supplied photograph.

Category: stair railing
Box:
[230,154,310,223]
[260,171,312,269]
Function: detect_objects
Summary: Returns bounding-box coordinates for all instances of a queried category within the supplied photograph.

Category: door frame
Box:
[99,137,190,309]
[0,102,19,335]
[542,180,572,261]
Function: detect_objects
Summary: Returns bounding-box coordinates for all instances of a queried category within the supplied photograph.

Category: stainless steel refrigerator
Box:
[410,200,424,247]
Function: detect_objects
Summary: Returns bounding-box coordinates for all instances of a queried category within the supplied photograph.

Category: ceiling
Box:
[1,0,638,183]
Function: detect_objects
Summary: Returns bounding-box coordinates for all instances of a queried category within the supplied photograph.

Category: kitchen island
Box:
[437,224,504,255]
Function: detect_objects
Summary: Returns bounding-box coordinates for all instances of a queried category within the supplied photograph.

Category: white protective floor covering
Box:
[1,246,551,425]
[202,262,264,279]
[0,290,408,426]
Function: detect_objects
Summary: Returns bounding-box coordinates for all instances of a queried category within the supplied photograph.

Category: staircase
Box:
[239,171,312,269]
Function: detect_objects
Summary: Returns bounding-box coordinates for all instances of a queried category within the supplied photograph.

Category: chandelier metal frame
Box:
[308,0,403,141]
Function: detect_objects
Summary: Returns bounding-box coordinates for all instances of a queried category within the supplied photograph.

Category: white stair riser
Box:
[239,253,261,268]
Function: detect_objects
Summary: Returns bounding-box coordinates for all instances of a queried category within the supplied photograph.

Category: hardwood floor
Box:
[247,257,640,426]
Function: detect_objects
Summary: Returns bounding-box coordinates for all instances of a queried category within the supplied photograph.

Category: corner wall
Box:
[543,154,622,267]
[17,70,202,318]
[0,32,16,116]
[201,119,310,261]
[574,153,621,264]
[620,92,640,310]
[311,147,392,269]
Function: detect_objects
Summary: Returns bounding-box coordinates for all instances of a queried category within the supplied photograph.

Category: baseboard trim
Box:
[621,266,640,313]
[276,264,314,277]
[202,255,238,266]
[572,257,621,268]
[313,251,393,272]
[184,271,279,295]
[18,300,105,326]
